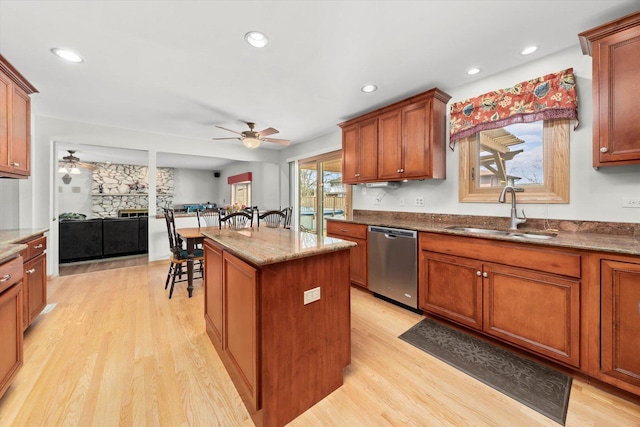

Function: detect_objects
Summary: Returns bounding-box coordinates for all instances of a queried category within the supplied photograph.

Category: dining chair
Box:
[219,211,253,229]
[258,210,287,228]
[163,208,203,298]
[197,208,220,227]
[281,206,293,229]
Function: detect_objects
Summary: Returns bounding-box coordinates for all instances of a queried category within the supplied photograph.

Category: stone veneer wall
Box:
[91,163,174,217]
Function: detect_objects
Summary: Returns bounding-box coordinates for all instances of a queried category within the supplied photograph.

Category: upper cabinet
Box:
[579,12,640,168]
[0,54,38,179]
[339,87,451,184]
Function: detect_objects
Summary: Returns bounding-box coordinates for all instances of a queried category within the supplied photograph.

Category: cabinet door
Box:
[593,24,640,166]
[341,124,359,184]
[204,240,224,349]
[10,85,30,176]
[377,110,402,180]
[0,282,23,399]
[483,263,581,367]
[402,100,432,178]
[601,259,640,387]
[0,71,10,174]
[358,118,378,182]
[223,251,259,411]
[326,221,368,288]
[419,251,483,330]
[24,253,46,329]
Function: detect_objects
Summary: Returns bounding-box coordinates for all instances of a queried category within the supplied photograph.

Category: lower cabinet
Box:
[204,240,224,348]
[0,256,23,399]
[419,232,582,368]
[600,258,640,389]
[19,234,47,330]
[326,221,368,288]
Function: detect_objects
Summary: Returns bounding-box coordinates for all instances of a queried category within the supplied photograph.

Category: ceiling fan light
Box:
[245,31,269,48]
[243,137,261,150]
[69,165,81,174]
[58,165,68,174]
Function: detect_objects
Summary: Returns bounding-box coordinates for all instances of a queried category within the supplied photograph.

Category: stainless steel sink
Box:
[445,226,556,240]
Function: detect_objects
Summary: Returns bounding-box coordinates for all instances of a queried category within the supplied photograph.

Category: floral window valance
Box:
[449,68,578,149]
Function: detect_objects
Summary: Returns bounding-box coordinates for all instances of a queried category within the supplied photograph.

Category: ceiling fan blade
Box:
[212,137,241,141]
[215,125,243,135]
[263,137,291,146]
[79,162,96,170]
[257,127,279,137]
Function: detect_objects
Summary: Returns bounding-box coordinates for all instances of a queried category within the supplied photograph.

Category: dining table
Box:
[176,226,217,297]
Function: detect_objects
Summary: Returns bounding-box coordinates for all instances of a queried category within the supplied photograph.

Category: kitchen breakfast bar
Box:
[199,226,355,427]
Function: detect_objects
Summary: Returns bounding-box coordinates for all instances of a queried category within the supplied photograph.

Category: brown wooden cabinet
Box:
[579,11,640,168]
[19,234,47,330]
[326,221,368,288]
[600,258,640,389]
[0,54,37,179]
[0,256,23,399]
[341,118,378,184]
[419,232,582,368]
[340,87,450,183]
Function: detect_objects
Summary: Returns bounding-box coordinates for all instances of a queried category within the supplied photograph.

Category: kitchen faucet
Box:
[498,185,526,230]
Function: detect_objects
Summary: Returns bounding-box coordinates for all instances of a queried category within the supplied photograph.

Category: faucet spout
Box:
[498,185,526,230]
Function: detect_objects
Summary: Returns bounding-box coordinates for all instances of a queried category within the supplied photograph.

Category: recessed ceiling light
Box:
[245,31,269,48]
[467,68,481,75]
[51,48,84,63]
[521,45,538,55]
[361,84,378,93]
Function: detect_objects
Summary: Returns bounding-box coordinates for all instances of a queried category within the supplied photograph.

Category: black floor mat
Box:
[399,317,572,425]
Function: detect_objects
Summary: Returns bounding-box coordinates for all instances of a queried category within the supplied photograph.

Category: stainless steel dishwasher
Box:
[368,225,418,310]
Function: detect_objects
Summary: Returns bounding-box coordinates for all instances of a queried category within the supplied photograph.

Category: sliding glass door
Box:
[298,151,348,236]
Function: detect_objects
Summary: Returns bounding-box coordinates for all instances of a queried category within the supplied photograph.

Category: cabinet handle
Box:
[600,147,609,153]
[400,168,404,173]
[26,268,36,274]
[476,271,481,276]
[355,173,360,177]
[0,274,11,282]
[340,229,348,232]
[34,244,43,249]
[482,272,488,278]
[12,162,20,167]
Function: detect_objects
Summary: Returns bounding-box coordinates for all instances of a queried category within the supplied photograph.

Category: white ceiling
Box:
[1,1,639,167]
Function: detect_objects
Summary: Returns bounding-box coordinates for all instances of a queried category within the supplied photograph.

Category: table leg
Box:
[186,238,194,297]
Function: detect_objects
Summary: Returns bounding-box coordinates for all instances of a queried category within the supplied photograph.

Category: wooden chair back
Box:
[197,208,220,227]
[163,208,182,257]
[258,210,287,228]
[219,211,254,230]
[281,206,293,229]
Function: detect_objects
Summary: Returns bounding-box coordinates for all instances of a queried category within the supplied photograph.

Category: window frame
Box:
[458,119,569,203]
[231,182,251,207]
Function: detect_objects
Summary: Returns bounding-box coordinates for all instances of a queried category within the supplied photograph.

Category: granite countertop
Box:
[201,227,356,266]
[0,228,48,263]
[329,212,640,256]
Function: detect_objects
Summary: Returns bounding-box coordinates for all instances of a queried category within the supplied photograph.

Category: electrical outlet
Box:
[415,197,424,207]
[622,197,640,208]
[361,186,367,196]
[303,287,321,305]
[399,198,405,206]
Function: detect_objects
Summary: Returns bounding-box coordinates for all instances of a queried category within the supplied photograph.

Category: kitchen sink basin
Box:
[445,226,556,240]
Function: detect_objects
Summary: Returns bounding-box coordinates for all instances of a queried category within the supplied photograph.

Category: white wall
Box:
[217,161,284,210]
[290,46,640,224]
[56,167,93,217]
[172,168,220,206]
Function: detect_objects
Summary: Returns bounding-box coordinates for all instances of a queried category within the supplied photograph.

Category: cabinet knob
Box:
[400,168,404,173]
[26,268,36,274]
[34,244,43,249]
[12,162,20,167]
[476,271,481,276]
[0,274,11,282]
[600,147,609,153]
[482,272,488,278]
[355,173,360,177]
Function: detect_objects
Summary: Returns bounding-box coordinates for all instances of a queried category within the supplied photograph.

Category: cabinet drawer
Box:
[23,236,46,260]
[420,232,581,278]
[0,256,23,294]
[326,221,367,240]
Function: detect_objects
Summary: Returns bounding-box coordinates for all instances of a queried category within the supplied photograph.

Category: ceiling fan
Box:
[59,150,96,173]
[212,122,291,150]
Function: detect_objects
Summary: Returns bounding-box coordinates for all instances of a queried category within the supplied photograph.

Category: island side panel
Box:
[259,249,351,427]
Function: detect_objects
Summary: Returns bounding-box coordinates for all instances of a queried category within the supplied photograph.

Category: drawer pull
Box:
[341,229,348,232]
[34,244,44,249]
[482,272,488,278]
[476,271,481,276]
[600,147,609,153]
[0,274,11,282]
[26,268,36,274]
[12,162,20,167]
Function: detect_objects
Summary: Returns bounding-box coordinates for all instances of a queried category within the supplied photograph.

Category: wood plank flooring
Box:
[1,261,639,426]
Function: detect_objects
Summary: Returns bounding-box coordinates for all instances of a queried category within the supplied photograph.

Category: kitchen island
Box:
[200,227,355,427]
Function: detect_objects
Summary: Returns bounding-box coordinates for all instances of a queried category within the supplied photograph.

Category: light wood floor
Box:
[1,261,639,426]
[58,254,148,276]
